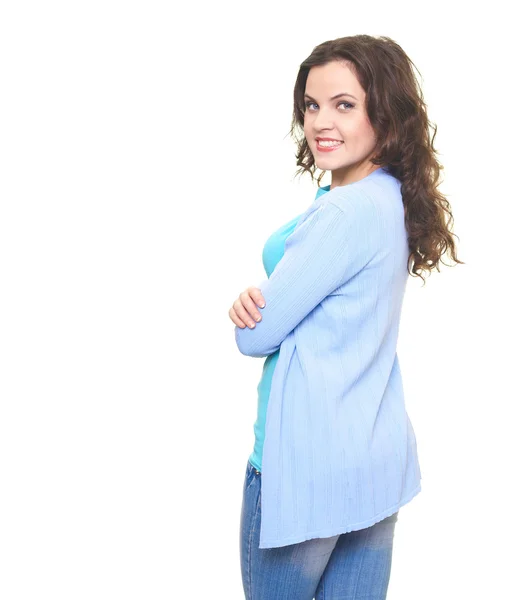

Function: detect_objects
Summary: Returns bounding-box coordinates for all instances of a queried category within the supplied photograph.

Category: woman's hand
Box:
[229,286,266,329]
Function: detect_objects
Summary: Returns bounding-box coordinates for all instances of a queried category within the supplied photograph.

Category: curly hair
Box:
[289,34,464,283]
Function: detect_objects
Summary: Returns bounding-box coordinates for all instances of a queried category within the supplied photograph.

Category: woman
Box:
[230,35,463,600]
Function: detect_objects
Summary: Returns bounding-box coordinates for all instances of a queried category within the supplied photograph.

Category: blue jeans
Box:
[240,459,399,600]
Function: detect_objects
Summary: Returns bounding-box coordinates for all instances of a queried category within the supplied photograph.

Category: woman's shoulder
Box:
[328,170,403,221]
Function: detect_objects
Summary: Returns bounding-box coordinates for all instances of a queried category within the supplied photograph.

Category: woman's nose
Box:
[314,110,334,130]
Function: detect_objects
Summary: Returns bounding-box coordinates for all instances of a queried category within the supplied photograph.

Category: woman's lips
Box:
[316,141,344,153]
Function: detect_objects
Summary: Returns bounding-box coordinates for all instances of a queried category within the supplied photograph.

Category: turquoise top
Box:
[249,184,331,472]
[234,167,422,549]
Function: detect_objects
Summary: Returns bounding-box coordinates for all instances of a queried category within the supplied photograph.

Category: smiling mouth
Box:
[316,140,344,152]
[316,139,343,145]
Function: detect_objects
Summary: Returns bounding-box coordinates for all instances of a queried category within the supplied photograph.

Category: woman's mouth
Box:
[316,140,344,152]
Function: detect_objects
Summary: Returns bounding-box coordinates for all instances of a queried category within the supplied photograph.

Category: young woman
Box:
[230,34,463,600]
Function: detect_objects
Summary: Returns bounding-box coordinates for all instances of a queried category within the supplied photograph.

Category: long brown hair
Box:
[289,34,464,283]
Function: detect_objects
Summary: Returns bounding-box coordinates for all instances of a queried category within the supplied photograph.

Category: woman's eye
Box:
[304,101,354,111]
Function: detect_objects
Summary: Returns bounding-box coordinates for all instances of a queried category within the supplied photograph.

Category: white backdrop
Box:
[1,1,518,598]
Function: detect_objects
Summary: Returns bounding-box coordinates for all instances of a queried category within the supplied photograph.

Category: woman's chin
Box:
[314,156,335,170]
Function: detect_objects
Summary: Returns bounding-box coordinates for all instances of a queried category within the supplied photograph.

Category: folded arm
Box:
[234,191,381,358]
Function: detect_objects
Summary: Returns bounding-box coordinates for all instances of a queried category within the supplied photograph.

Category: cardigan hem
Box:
[258,481,422,549]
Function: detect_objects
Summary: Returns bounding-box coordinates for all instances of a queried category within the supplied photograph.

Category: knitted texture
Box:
[235,167,422,549]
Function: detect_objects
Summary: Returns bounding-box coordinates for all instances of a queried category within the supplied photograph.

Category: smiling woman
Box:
[234,33,464,600]
[302,67,380,187]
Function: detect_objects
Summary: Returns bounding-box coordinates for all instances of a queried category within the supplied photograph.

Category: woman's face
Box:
[303,60,379,188]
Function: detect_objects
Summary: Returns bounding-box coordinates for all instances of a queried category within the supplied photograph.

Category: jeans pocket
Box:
[244,460,258,492]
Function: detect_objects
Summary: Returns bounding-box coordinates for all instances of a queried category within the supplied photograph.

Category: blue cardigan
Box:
[235,167,422,549]
[248,184,330,473]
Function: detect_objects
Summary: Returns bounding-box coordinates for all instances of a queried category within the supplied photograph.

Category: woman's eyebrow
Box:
[304,92,358,102]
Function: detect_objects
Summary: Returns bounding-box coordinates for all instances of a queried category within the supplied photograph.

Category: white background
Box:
[1,1,518,598]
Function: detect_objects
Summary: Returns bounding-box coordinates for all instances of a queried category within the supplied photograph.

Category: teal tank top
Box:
[248,184,330,472]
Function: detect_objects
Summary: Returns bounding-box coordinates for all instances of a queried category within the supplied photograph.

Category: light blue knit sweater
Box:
[235,166,422,549]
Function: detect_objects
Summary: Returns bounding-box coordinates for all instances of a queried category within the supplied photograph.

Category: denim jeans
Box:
[239,459,399,600]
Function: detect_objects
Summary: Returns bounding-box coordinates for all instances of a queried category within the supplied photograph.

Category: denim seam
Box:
[351,527,370,598]
[318,579,325,600]
[247,480,261,600]
[245,470,256,493]
[317,541,339,600]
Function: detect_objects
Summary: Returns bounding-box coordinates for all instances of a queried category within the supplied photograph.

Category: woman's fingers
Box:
[248,286,266,310]
[229,287,266,329]
[233,295,257,329]
[231,301,255,329]
[229,306,247,329]
[240,290,264,325]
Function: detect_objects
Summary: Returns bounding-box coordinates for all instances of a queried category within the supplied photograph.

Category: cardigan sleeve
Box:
[234,192,383,358]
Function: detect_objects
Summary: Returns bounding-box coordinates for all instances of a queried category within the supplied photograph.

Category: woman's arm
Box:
[234,191,382,358]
